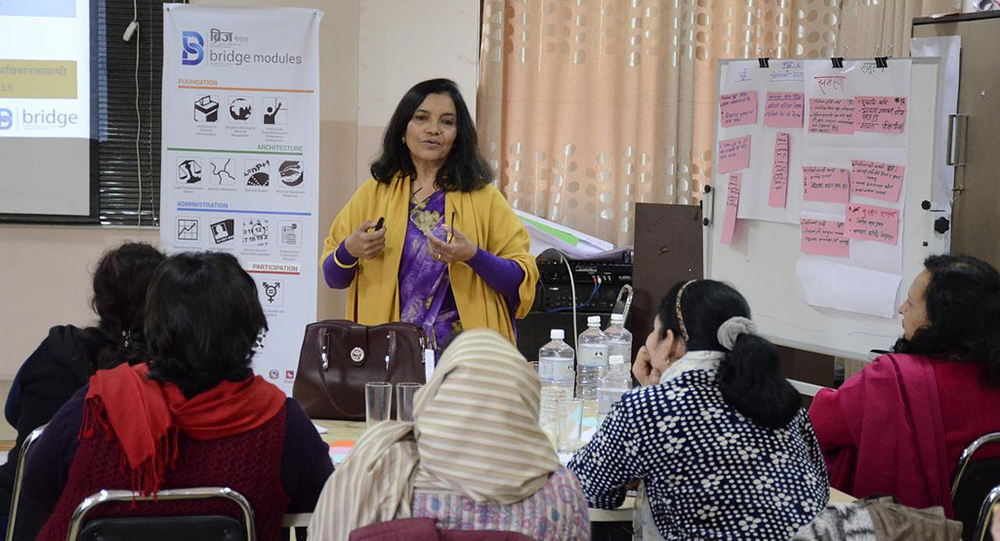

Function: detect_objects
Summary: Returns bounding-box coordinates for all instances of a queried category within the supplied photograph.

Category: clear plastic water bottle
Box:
[605,313,633,366]
[538,329,575,446]
[597,355,633,424]
[576,316,609,402]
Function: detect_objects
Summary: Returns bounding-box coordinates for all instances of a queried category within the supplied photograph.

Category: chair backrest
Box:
[5,424,46,541]
[66,487,257,541]
[972,488,1000,541]
[952,432,1000,541]
[75,515,246,541]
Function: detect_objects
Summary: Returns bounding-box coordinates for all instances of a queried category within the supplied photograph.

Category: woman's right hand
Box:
[344,220,386,259]
[632,346,662,386]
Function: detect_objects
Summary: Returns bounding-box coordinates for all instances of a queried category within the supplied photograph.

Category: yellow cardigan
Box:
[321,176,538,344]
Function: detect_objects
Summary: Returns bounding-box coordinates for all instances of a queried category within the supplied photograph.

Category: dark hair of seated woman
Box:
[893,253,1000,386]
[657,279,801,429]
[80,242,165,370]
[144,251,268,398]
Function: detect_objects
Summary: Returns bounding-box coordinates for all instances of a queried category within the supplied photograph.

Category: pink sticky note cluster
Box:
[808,98,856,135]
[851,160,905,202]
[854,96,907,134]
[718,135,751,173]
[719,90,758,128]
[721,173,741,245]
[802,166,850,203]
[769,133,790,208]
[801,219,850,257]
[846,204,900,245]
[764,92,804,128]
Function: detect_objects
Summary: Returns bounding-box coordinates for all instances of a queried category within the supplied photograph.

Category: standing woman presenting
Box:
[321,79,537,350]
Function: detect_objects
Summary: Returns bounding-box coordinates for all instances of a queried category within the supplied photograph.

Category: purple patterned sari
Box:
[398,190,461,353]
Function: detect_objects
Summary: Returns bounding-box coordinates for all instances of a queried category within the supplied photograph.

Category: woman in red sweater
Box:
[809,254,1000,516]
[18,252,333,541]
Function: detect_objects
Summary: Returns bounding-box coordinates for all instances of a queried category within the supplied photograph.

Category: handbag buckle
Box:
[350,346,366,366]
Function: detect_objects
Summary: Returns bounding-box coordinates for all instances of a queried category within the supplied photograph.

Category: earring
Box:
[401,136,406,143]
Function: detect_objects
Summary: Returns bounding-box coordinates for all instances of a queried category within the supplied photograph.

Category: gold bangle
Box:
[333,250,358,269]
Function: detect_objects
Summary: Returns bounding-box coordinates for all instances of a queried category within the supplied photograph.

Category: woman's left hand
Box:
[425,225,477,263]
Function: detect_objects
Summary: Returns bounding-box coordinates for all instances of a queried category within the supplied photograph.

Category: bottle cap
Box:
[609,355,625,365]
[610,313,624,323]
[587,315,601,326]
[550,329,565,340]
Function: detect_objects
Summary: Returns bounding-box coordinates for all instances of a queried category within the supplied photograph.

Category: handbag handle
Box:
[319,328,330,370]
[384,330,397,372]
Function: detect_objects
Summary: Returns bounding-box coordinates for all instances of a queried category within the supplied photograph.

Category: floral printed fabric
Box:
[569,364,830,540]
[398,190,461,352]
[410,466,590,541]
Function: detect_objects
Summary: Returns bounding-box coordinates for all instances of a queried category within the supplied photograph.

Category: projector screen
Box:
[0,0,94,217]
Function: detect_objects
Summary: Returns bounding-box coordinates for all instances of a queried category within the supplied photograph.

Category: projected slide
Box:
[0,0,90,139]
[0,0,91,217]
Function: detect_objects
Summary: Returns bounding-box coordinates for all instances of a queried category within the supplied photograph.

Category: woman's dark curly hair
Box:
[79,242,165,371]
[144,252,267,398]
[894,254,1000,386]
[370,78,493,192]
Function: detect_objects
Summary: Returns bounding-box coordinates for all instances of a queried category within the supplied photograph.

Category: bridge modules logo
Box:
[182,31,204,66]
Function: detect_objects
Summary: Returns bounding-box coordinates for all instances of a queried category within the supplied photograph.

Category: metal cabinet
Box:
[913,12,1000,268]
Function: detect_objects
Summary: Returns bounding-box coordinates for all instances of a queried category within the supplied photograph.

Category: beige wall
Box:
[0,0,478,379]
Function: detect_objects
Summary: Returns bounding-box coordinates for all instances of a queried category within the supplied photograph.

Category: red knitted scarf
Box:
[82,363,286,497]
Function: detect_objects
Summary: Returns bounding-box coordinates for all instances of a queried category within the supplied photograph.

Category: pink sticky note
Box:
[769,133,790,208]
[801,219,850,257]
[718,135,751,173]
[808,98,856,134]
[851,160,905,202]
[721,173,741,245]
[719,90,758,127]
[854,96,907,134]
[802,166,850,203]
[846,204,900,245]
[764,92,804,128]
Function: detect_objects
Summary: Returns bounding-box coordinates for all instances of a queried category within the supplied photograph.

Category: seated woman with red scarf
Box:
[809,254,1000,516]
[16,252,333,541]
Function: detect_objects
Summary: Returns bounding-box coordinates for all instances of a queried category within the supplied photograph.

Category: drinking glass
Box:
[365,382,392,428]
[395,382,423,422]
[556,398,584,453]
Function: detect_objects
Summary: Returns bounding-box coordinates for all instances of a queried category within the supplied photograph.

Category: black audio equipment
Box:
[530,261,633,314]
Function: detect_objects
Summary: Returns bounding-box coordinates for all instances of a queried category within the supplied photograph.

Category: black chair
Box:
[952,432,1000,541]
[969,487,1000,541]
[67,487,256,541]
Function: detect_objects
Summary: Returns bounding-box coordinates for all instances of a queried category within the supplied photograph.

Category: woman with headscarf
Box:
[307,329,589,541]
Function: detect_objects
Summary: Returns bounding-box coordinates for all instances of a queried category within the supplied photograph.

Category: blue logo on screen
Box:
[182,31,204,65]
[0,108,12,130]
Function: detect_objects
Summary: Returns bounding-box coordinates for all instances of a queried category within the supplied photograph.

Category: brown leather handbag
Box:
[293,320,428,420]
